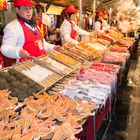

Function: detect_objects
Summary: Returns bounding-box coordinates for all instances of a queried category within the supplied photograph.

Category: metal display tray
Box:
[38,55,75,76]
[13,60,64,90]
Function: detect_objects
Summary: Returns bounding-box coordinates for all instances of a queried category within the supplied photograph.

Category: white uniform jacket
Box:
[60,19,90,45]
[1,19,55,60]
[95,21,104,33]
[102,19,110,31]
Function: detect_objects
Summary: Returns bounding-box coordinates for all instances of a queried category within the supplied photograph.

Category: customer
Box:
[34,4,47,38]
[60,5,90,45]
[1,0,59,67]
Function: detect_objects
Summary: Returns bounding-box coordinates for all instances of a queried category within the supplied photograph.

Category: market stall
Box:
[0,0,139,139]
[0,32,135,139]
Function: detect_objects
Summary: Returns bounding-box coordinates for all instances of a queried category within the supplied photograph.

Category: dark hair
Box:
[15,6,20,9]
[65,13,74,19]
[36,4,44,13]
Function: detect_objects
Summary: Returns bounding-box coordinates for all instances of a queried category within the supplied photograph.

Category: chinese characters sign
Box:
[0,0,7,9]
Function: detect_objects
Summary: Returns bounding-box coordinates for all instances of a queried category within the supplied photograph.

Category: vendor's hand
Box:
[19,49,30,58]
[54,45,61,52]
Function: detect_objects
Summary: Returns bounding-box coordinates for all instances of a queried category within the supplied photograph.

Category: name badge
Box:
[35,40,44,50]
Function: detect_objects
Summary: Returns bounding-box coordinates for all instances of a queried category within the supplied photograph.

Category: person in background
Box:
[102,11,110,31]
[117,15,130,36]
[34,4,47,38]
[94,11,104,33]
[60,5,90,45]
[111,15,119,27]
[1,0,60,67]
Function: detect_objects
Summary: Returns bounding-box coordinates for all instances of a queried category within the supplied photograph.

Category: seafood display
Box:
[96,38,111,46]
[22,65,54,82]
[0,69,43,102]
[0,26,135,140]
[39,56,73,75]
[60,80,111,107]
[86,42,107,52]
[51,62,120,107]
[61,42,93,61]
[97,33,114,43]
[117,37,135,47]
[0,90,18,123]
[89,62,120,74]
[106,29,124,40]
[14,60,62,89]
[49,50,80,68]
[0,90,96,140]
[102,51,127,68]
[108,45,129,53]
[78,42,100,59]
[77,68,117,88]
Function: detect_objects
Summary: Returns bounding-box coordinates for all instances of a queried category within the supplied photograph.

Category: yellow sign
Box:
[47,5,64,15]
[0,0,7,9]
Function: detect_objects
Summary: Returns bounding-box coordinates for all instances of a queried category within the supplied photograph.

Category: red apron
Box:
[17,19,46,62]
[68,20,77,40]
[70,27,77,39]
[100,22,103,30]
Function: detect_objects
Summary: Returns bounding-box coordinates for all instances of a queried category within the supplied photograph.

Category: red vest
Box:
[100,22,103,30]
[2,19,46,67]
[17,19,46,62]
[70,27,77,39]
[68,20,77,40]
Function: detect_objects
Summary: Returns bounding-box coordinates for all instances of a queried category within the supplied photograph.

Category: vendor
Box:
[34,4,47,38]
[102,11,110,31]
[0,0,59,67]
[60,5,90,45]
[95,12,104,33]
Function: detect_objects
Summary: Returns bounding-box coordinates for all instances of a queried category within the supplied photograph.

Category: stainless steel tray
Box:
[13,60,63,90]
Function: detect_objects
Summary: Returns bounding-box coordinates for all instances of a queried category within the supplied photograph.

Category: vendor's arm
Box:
[1,21,23,59]
[43,39,60,52]
[73,24,90,35]
[43,39,55,52]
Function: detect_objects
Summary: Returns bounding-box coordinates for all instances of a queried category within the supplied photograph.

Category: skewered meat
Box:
[22,64,54,82]
[49,50,79,67]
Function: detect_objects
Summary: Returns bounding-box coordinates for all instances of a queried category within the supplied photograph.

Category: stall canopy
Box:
[8,0,140,17]
[33,0,140,11]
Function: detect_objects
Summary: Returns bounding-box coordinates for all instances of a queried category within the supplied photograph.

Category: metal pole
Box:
[93,0,96,30]
[79,0,82,28]
[109,8,112,26]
